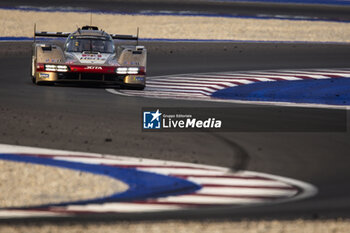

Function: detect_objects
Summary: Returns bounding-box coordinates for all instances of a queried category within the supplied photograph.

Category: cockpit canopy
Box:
[65,36,115,54]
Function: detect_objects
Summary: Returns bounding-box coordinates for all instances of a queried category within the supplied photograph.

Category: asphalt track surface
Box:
[1,41,350,222]
[3,0,350,21]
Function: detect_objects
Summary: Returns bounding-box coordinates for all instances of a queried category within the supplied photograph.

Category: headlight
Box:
[44,64,68,72]
[116,67,139,75]
[45,64,56,71]
[116,67,127,74]
[128,67,139,74]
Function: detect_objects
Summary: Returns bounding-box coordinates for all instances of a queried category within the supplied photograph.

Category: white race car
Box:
[31,25,146,89]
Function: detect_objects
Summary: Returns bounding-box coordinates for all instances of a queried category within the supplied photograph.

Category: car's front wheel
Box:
[30,56,37,84]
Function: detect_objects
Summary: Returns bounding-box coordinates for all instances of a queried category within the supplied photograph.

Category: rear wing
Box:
[35,32,137,39]
[33,24,70,42]
[110,34,138,40]
[35,31,71,38]
[110,28,139,45]
[33,24,140,44]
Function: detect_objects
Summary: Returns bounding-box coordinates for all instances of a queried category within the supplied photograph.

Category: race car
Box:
[31,25,146,89]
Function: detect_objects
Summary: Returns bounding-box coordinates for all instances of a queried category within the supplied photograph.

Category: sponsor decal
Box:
[79,54,106,61]
[39,73,50,78]
[85,66,103,70]
[80,57,97,60]
[81,54,98,57]
[49,59,61,63]
[123,61,140,66]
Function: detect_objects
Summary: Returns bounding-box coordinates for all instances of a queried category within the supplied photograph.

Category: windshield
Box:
[66,38,115,53]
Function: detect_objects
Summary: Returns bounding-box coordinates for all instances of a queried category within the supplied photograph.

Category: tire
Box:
[30,55,37,84]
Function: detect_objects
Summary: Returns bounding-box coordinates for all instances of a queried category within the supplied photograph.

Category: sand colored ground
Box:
[0,160,128,208]
[1,219,350,233]
[1,9,350,42]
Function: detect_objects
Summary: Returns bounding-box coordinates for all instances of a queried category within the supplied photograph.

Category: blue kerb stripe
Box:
[211,77,350,105]
[2,6,350,23]
[214,0,350,6]
[0,37,64,41]
[0,37,32,41]
[0,154,201,209]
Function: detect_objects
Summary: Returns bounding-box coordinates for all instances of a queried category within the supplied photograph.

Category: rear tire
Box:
[30,55,37,84]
